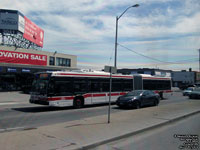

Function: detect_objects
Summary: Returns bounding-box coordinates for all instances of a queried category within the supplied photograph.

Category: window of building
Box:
[56,57,71,67]
[49,56,55,66]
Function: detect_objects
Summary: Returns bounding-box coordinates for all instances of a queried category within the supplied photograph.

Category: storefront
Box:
[0,46,77,92]
[0,66,56,92]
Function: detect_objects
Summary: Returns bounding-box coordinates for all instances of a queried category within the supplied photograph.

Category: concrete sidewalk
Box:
[0,100,200,150]
[0,91,29,103]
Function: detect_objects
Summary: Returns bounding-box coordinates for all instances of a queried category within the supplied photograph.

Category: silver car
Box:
[183,87,194,96]
[189,88,200,99]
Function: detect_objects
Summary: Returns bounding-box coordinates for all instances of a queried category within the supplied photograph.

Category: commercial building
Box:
[171,69,200,88]
[0,46,77,91]
[195,71,200,85]
[117,68,172,77]
[118,68,200,88]
[0,9,77,92]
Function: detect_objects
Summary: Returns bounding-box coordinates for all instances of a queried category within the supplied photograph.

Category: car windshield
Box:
[126,91,143,96]
[187,87,193,90]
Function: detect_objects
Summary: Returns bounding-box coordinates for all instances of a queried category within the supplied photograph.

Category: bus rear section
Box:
[141,75,172,99]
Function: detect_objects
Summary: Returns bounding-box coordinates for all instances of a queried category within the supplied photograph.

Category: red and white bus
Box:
[29,70,172,108]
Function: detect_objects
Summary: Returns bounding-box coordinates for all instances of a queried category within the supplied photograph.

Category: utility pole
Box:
[114,4,139,69]
[199,49,200,72]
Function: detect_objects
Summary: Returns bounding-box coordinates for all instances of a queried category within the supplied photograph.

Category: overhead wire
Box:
[108,47,115,66]
[118,43,198,66]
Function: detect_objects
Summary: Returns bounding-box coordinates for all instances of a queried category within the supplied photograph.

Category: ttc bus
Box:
[29,70,172,108]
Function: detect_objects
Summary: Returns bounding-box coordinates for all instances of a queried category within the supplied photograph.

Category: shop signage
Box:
[22,69,31,72]
[23,16,44,47]
[7,68,17,72]
[0,9,44,47]
[0,50,47,66]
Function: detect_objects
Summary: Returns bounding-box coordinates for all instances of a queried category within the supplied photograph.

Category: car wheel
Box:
[135,101,140,109]
[154,99,159,106]
[189,95,193,99]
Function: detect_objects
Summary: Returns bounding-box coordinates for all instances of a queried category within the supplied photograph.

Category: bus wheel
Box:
[159,92,164,100]
[73,98,83,109]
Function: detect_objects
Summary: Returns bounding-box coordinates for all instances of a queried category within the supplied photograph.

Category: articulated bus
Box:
[29,70,172,108]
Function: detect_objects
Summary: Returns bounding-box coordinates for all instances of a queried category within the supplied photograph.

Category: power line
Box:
[118,43,168,63]
[118,43,198,65]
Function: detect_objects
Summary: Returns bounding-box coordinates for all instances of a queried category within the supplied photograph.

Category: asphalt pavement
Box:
[0,91,190,130]
[0,95,199,150]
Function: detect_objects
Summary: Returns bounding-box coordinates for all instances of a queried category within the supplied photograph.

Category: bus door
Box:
[133,75,143,90]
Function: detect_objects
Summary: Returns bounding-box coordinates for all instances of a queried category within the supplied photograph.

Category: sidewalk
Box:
[0,100,200,150]
[0,91,29,103]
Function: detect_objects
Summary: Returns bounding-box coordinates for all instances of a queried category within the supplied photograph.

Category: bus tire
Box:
[73,97,84,109]
[159,92,163,100]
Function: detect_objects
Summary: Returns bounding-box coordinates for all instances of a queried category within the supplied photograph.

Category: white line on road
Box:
[0,102,28,105]
[0,102,18,105]
[0,126,26,132]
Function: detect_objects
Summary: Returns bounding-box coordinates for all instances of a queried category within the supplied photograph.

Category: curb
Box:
[75,110,200,150]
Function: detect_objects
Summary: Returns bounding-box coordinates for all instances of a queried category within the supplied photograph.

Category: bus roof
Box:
[38,70,171,80]
[50,70,133,79]
[140,74,171,80]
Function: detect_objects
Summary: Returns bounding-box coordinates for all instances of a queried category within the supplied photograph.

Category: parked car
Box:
[116,90,160,109]
[179,84,195,90]
[189,88,200,99]
[183,87,194,96]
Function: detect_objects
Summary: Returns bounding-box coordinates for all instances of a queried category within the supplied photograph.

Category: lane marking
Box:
[0,102,28,106]
[0,102,18,105]
[0,126,26,132]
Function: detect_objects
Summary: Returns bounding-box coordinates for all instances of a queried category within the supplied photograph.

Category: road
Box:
[93,113,200,150]
[0,91,193,131]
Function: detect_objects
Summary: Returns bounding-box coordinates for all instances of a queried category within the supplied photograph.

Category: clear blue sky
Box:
[2,0,200,71]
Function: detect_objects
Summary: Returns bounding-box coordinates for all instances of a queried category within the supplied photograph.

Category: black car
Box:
[116,90,160,109]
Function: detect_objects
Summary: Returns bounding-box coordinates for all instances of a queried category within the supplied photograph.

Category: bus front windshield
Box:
[31,74,49,94]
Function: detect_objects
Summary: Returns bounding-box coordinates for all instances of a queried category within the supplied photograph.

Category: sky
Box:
[1,0,200,71]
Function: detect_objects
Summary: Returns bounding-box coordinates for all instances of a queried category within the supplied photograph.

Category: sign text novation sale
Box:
[0,50,47,66]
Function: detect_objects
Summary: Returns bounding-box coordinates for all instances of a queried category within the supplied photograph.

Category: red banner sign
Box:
[0,50,47,66]
[23,16,44,47]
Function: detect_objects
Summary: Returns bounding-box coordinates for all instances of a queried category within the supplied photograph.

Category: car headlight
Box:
[129,98,135,101]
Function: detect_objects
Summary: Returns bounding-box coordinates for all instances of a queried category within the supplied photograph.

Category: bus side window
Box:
[48,79,55,95]
[123,79,133,91]
[102,79,109,92]
[112,79,122,92]
[74,78,88,93]
[54,78,73,96]
[89,79,101,92]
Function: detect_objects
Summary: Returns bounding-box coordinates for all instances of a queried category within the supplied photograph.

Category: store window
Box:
[49,56,55,65]
[56,57,71,67]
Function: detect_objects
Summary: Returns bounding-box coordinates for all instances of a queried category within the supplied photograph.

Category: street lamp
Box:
[114,4,139,68]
